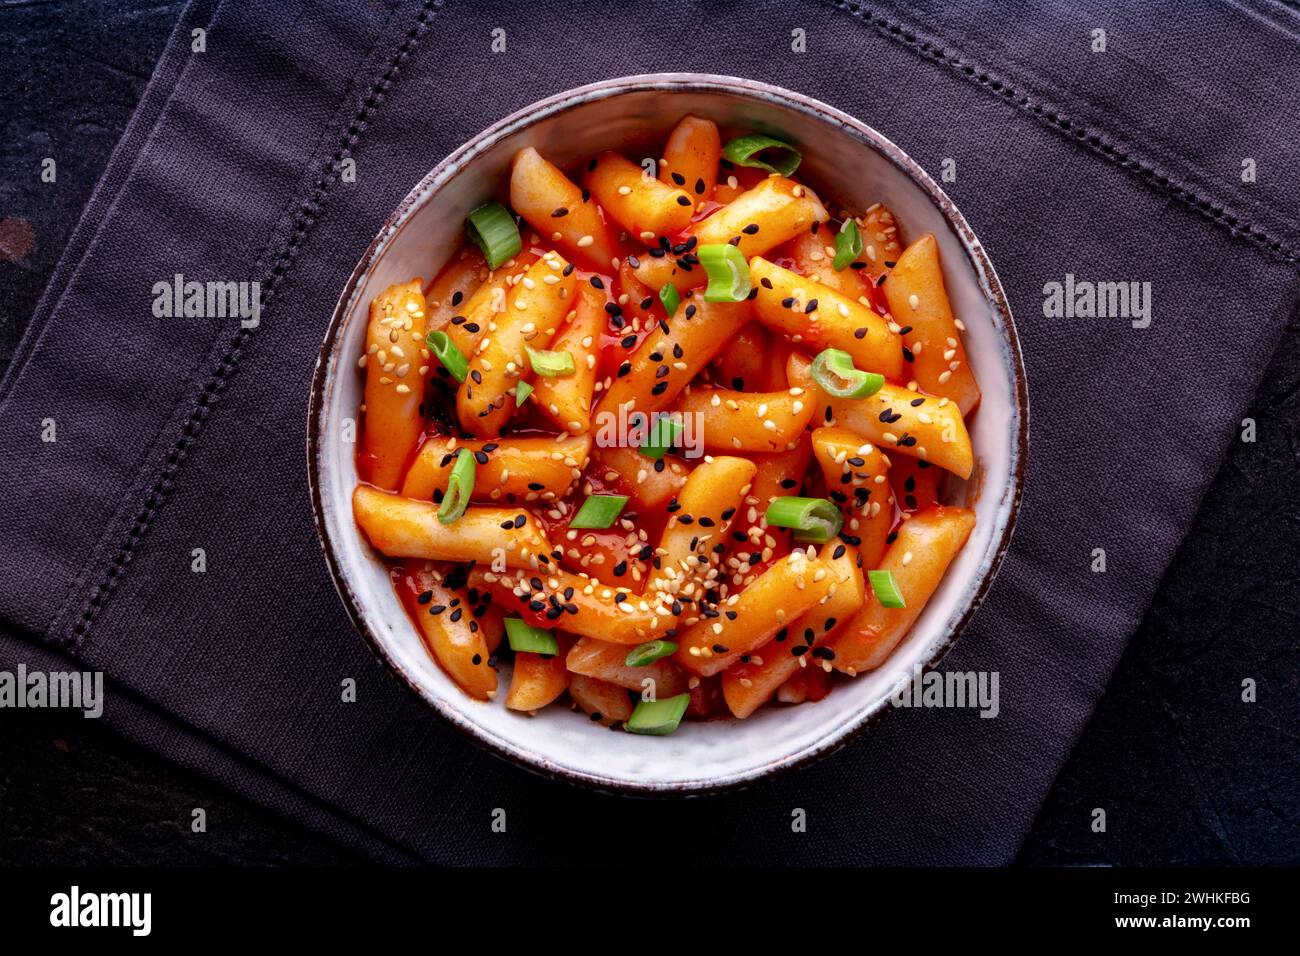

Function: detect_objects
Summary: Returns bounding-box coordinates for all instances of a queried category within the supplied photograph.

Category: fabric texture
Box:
[1,0,1297,864]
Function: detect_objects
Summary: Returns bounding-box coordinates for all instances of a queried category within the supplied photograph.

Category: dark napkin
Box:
[1,0,1297,864]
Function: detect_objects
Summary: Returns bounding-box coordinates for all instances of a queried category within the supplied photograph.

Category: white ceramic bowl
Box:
[309,74,1027,794]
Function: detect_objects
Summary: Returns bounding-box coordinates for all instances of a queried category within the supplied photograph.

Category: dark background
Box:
[0,1,1295,866]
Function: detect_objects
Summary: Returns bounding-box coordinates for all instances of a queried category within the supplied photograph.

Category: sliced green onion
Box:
[437,449,475,524]
[526,346,575,378]
[639,414,683,461]
[426,330,469,383]
[868,569,907,609]
[659,282,681,317]
[465,201,521,269]
[625,640,678,667]
[698,243,751,302]
[832,219,863,271]
[569,494,629,529]
[721,134,802,176]
[625,692,691,736]
[515,380,533,405]
[810,348,885,399]
[504,618,559,656]
[765,496,843,543]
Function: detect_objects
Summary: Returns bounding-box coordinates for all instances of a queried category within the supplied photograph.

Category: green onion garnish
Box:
[832,219,863,271]
[515,380,533,405]
[639,414,683,461]
[809,348,885,399]
[526,346,575,378]
[625,692,691,736]
[698,243,751,302]
[569,494,629,529]
[437,449,475,524]
[426,330,469,383]
[764,496,844,543]
[721,134,802,177]
[659,282,680,317]
[868,569,907,609]
[625,640,678,667]
[465,201,522,270]
[504,618,559,656]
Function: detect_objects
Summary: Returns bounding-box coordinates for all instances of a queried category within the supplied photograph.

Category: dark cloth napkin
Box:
[2,0,1297,865]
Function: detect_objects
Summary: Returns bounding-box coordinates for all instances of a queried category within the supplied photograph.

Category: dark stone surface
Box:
[0,0,1294,866]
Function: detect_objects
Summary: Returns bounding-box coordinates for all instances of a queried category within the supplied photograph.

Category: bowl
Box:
[308,74,1027,794]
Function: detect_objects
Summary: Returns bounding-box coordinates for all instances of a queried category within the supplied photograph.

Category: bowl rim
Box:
[307,72,1029,796]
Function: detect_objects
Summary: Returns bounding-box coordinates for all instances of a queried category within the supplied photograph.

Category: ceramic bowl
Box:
[308,74,1027,794]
